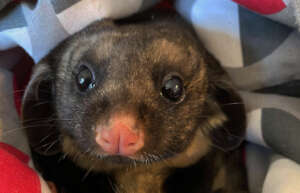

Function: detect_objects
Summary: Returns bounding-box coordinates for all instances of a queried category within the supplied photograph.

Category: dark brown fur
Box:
[22,12,248,193]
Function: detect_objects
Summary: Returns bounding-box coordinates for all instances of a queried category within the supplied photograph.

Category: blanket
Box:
[175,1,300,193]
[0,1,300,193]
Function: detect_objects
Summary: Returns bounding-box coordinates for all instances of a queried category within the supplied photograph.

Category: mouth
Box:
[62,135,166,167]
[89,149,164,165]
[99,155,137,164]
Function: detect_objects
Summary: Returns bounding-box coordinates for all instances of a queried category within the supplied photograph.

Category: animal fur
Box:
[22,12,248,193]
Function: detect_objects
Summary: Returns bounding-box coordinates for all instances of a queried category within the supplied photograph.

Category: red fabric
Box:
[12,0,36,4]
[0,143,29,163]
[0,143,41,193]
[155,0,174,11]
[2,0,27,9]
[232,0,286,15]
[242,143,246,164]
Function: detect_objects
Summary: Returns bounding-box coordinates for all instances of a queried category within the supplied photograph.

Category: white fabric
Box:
[263,157,300,193]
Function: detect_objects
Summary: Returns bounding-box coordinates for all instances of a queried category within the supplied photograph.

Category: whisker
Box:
[0,123,57,137]
[39,139,58,148]
[3,89,52,98]
[108,176,119,193]
[22,118,73,124]
[1,127,26,136]
[221,102,243,106]
[31,101,51,108]
[39,130,59,143]
[82,166,93,182]
[45,140,59,153]
[59,153,68,162]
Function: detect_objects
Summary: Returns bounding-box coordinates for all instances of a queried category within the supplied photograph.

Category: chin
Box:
[90,149,168,166]
[101,155,138,164]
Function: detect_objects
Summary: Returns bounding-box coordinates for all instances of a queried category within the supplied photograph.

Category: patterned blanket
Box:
[175,1,300,193]
[0,1,300,193]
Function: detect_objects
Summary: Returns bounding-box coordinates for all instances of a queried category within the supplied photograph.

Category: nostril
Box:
[128,142,136,146]
[118,132,144,156]
[103,138,110,144]
[100,129,114,144]
[95,128,120,154]
[95,114,144,156]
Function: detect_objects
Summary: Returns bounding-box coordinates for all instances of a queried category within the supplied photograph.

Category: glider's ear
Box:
[210,84,246,151]
[206,53,246,152]
[22,61,60,156]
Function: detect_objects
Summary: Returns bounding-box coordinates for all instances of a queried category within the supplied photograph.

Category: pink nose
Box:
[95,114,144,156]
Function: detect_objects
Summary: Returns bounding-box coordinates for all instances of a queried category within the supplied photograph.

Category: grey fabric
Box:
[0,0,154,62]
[239,6,293,66]
[262,108,300,163]
[226,30,300,91]
[266,3,298,28]
[0,0,11,11]
[293,0,300,30]
[50,0,80,13]
[239,92,300,118]
[0,68,30,154]
[255,80,300,98]
[246,143,273,193]
[141,0,160,10]
[24,0,69,62]
[0,4,27,31]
